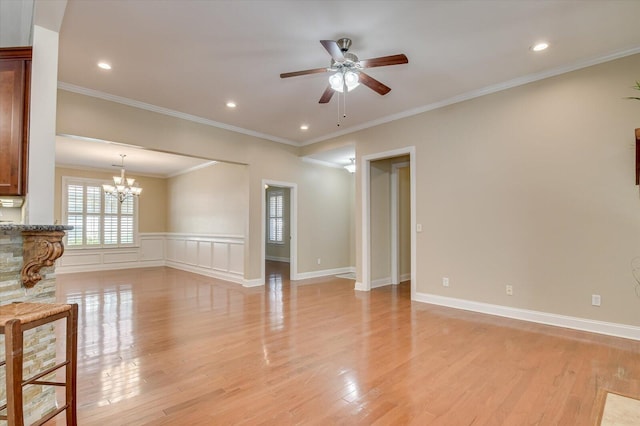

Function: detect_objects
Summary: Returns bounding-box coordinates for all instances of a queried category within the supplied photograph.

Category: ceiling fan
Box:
[280,38,408,104]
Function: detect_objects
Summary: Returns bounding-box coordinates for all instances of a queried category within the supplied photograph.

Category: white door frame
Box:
[261,179,298,284]
[391,161,410,285]
[359,147,416,299]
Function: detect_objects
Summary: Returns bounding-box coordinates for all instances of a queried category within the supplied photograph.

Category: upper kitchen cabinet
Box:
[0,47,31,196]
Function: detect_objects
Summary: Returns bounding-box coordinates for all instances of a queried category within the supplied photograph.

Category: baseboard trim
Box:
[354,281,367,291]
[414,292,640,341]
[243,278,264,288]
[293,266,354,281]
[371,277,392,288]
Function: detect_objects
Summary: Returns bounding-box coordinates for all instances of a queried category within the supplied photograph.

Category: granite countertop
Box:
[0,224,73,231]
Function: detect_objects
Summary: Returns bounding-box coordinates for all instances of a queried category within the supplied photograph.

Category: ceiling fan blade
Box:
[360,54,408,68]
[280,67,328,78]
[319,85,334,104]
[359,72,391,95]
[320,40,345,62]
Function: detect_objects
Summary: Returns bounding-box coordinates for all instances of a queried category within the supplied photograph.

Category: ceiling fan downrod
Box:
[336,38,352,53]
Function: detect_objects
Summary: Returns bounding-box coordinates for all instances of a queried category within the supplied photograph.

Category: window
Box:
[63,177,137,248]
[268,190,284,244]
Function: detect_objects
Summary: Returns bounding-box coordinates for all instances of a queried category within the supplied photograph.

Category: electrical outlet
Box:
[442,277,449,287]
[592,294,601,306]
[506,285,513,296]
[317,258,321,265]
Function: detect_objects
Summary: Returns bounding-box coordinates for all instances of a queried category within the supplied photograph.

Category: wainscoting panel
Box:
[197,241,213,268]
[57,233,245,284]
[165,238,176,262]
[103,251,138,264]
[59,252,102,267]
[212,242,229,271]
[140,236,164,261]
[171,239,187,264]
[228,244,244,275]
[186,240,198,265]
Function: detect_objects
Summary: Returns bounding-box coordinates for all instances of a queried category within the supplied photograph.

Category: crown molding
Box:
[300,156,344,169]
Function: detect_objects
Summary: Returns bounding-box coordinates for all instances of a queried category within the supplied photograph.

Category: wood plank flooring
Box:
[45,262,640,425]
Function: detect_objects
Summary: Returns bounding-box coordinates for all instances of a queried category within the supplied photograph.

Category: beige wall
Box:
[167,162,248,235]
[54,167,167,232]
[56,90,353,280]
[314,53,640,327]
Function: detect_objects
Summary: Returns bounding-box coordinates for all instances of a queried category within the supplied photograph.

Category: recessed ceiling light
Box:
[97,62,112,70]
[226,101,237,108]
[531,42,549,52]
[300,124,309,131]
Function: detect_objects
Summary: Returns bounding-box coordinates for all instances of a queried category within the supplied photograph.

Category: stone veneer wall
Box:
[0,229,58,424]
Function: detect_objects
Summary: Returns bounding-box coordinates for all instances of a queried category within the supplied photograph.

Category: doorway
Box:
[391,161,411,285]
[261,180,297,285]
[360,147,416,299]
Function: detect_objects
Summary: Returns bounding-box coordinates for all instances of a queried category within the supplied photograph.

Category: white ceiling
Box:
[5,0,640,170]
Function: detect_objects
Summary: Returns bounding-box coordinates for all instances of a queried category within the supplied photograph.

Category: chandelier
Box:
[102,154,142,203]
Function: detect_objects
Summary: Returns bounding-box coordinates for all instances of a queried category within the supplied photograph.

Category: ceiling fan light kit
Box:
[329,70,360,93]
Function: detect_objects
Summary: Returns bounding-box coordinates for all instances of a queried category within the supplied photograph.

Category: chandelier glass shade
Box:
[102,155,142,203]
[329,69,360,93]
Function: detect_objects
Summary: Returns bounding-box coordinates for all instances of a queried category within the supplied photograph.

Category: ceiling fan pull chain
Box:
[343,87,347,118]
[336,90,341,127]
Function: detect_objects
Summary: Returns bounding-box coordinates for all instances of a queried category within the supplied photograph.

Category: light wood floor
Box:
[46,262,640,425]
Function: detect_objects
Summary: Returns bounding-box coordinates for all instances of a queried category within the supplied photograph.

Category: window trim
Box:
[61,176,140,249]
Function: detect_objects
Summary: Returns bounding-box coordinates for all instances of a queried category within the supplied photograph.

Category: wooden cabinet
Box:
[0,47,31,196]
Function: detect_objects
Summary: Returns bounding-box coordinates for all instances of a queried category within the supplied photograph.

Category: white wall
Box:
[26,25,58,224]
